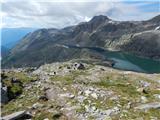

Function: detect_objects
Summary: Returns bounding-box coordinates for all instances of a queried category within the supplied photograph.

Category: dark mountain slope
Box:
[2,44,104,68]
[120,30,160,59]
[146,15,160,24]
[1,46,10,58]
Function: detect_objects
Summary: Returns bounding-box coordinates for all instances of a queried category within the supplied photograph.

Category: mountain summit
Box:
[89,15,110,23]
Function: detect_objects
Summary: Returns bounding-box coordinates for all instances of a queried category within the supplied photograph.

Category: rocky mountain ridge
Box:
[2,15,160,68]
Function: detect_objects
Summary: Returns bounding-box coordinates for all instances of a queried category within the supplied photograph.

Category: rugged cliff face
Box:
[119,30,160,59]
[2,15,160,68]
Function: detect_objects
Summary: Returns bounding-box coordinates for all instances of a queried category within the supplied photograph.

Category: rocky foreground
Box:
[1,61,160,120]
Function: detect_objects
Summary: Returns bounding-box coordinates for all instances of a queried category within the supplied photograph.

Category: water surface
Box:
[68,45,160,73]
[105,51,160,73]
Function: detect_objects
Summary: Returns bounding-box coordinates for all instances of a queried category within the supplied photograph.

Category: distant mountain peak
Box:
[89,15,110,23]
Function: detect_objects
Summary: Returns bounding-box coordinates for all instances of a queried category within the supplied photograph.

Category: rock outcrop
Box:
[120,30,160,59]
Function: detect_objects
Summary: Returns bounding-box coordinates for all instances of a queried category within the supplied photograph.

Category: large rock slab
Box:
[135,102,160,110]
[1,111,28,120]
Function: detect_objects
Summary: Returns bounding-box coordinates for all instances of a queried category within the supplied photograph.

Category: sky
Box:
[0,0,160,28]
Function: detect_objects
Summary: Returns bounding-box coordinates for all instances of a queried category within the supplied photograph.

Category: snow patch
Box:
[155,26,160,30]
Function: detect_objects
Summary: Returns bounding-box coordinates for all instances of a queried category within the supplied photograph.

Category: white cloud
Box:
[1,0,160,28]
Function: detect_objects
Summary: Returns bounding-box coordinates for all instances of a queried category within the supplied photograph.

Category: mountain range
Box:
[2,15,160,68]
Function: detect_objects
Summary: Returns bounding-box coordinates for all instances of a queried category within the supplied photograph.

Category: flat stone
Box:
[109,96,119,101]
[45,88,58,100]
[140,96,148,103]
[84,105,91,112]
[84,90,92,97]
[44,118,49,120]
[126,102,132,109]
[78,91,83,95]
[91,106,97,111]
[77,95,86,103]
[135,102,160,110]
[91,93,98,99]
[2,111,28,120]
[32,103,44,109]
[154,94,160,99]
[63,87,67,91]
[137,87,148,94]
[139,81,150,87]
[102,107,120,116]
[59,93,75,99]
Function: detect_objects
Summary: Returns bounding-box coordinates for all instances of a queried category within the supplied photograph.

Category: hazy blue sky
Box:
[1,0,160,28]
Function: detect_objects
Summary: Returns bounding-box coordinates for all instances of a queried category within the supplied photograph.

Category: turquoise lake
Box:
[68,45,160,73]
[105,51,160,73]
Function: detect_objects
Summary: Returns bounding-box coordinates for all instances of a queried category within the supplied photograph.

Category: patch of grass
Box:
[2,79,23,100]
[2,72,38,101]
[33,109,67,120]
[51,75,74,84]
[147,109,160,119]
[150,89,160,94]
[69,99,79,106]
[94,79,140,98]
[105,99,116,108]
[2,79,12,86]
[88,115,95,120]
[123,108,160,120]
[93,73,144,98]
[11,72,38,84]
[50,70,88,84]
[94,100,104,109]
[33,110,53,120]
[91,98,115,109]
[76,105,86,113]
[1,84,43,116]
[142,89,160,102]
[119,98,130,107]
[2,72,38,84]
[8,83,23,99]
